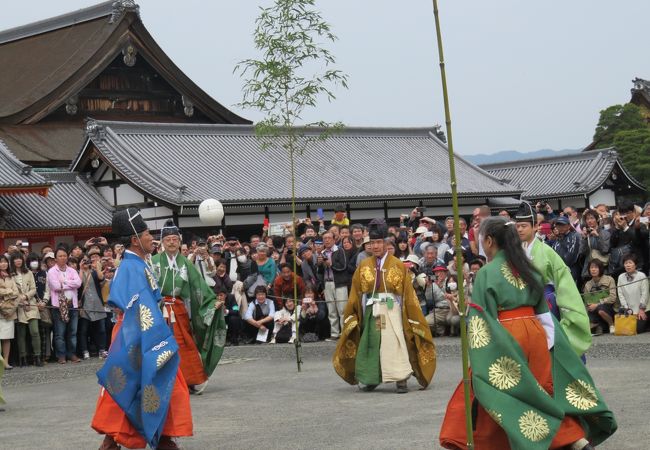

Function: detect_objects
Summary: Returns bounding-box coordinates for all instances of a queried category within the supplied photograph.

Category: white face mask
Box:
[29,261,40,270]
[447,282,458,292]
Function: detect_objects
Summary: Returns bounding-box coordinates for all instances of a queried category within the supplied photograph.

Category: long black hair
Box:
[479,216,543,299]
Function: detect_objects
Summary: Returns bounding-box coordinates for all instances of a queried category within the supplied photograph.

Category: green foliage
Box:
[235,0,348,154]
[593,103,646,148]
[612,128,650,189]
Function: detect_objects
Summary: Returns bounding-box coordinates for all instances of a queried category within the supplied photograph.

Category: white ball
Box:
[198,199,224,225]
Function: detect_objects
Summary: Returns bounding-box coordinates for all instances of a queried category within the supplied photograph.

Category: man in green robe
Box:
[151,219,226,395]
[515,202,591,356]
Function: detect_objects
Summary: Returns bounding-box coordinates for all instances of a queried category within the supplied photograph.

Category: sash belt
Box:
[497,306,535,322]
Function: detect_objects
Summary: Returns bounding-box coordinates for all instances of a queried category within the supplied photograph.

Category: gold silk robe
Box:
[333,254,436,388]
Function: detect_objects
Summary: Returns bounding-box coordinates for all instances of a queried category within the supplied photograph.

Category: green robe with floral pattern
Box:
[151,252,226,377]
[467,251,616,449]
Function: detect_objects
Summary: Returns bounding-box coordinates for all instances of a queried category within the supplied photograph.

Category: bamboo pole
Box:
[431,1,474,448]
[290,144,303,372]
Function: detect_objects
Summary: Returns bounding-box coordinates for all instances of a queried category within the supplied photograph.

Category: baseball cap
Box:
[415,226,428,235]
[555,216,570,225]
[433,264,448,272]
[43,252,55,261]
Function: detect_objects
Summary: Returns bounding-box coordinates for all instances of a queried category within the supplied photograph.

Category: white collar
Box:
[522,237,536,260]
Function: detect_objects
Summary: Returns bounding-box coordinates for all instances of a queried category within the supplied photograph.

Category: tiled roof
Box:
[480,149,645,199]
[74,120,521,206]
[0,139,50,188]
[0,1,249,125]
[0,172,113,230]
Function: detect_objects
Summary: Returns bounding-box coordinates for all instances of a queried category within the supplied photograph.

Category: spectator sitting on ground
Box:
[299,284,328,342]
[271,297,299,344]
[272,263,305,309]
[243,285,275,344]
[617,253,648,334]
[583,259,617,336]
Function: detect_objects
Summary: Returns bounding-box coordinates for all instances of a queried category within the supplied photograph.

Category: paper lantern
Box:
[198,199,224,225]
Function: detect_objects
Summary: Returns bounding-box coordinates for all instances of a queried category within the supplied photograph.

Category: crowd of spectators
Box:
[0,200,648,369]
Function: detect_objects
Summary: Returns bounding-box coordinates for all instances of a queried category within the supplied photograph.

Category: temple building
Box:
[2,1,643,248]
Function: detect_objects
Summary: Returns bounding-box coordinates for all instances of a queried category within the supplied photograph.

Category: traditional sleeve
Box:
[97,261,179,449]
[548,249,591,355]
[332,263,363,385]
[185,259,225,378]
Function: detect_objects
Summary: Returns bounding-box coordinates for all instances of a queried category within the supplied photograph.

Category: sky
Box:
[2,0,650,155]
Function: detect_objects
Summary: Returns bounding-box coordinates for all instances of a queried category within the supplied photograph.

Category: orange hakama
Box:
[440,306,585,450]
[162,297,208,386]
[91,316,193,449]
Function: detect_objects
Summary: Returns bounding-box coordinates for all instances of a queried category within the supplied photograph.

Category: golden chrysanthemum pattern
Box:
[488,356,521,390]
[142,385,161,413]
[518,410,550,442]
[139,304,154,332]
[566,379,598,411]
[501,263,527,290]
[106,366,126,395]
[468,316,491,349]
[156,350,173,369]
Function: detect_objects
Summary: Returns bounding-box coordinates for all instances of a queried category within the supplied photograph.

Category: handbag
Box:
[614,313,637,336]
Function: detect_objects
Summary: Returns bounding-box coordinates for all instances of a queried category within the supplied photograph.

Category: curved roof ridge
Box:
[0,1,116,45]
[480,148,612,169]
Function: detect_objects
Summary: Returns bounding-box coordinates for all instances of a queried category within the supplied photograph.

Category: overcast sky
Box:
[3,1,650,155]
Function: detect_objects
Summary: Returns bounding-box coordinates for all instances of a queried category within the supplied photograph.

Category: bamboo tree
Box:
[431,1,474,447]
[236,0,348,372]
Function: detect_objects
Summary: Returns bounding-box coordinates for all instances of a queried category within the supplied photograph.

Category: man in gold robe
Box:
[333,219,436,393]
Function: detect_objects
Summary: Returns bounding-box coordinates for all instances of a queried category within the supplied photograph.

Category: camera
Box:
[416,206,426,217]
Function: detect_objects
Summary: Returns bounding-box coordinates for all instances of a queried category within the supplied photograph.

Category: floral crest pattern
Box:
[566,379,598,411]
[156,350,173,369]
[139,304,154,332]
[106,366,126,395]
[142,385,161,413]
[518,410,550,442]
[488,356,521,390]
[500,263,527,290]
[468,316,491,349]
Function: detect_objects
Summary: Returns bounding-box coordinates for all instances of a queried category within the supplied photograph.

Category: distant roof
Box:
[0,171,113,231]
[0,0,249,125]
[72,120,521,207]
[480,148,645,200]
[0,139,50,193]
[0,123,84,164]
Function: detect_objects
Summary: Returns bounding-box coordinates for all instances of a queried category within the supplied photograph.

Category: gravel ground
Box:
[0,335,647,449]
